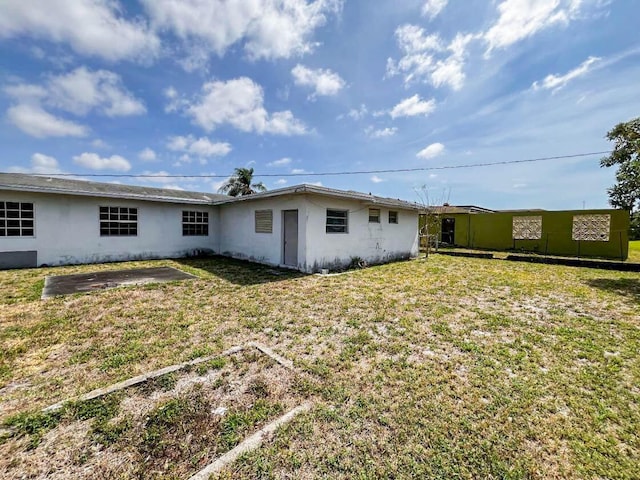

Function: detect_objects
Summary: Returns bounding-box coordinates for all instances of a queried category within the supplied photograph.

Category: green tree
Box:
[600,117,640,211]
[217,167,267,197]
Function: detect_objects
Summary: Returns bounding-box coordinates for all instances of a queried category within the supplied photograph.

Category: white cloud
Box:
[417,142,445,159]
[386,25,474,90]
[141,0,342,62]
[347,104,368,120]
[7,104,88,138]
[390,95,436,118]
[73,152,131,171]
[167,135,232,158]
[140,171,178,185]
[91,139,109,149]
[371,175,385,183]
[139,148,157,161]
[308,181,323,186]
[532,56,600,91]
[9,153,63,174]
[291,64,345,97]
[268,157,292,167]
[365,126,398,138]
[0,0,159,62]
[275,179,288,185]
[185,77,307,135]
[291,168,306,174]
[422,0,448,19]
[46,67,146,117]
[4,67,144,137]
[484,0,589,54]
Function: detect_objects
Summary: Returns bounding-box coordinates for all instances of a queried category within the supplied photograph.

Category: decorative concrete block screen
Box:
[572,214,611,241]
[512,216,542,240]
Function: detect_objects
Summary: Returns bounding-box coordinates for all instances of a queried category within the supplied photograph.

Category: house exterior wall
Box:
[217,194,309,269]
[303,194,420,272]
[441,209,629,260]
[0,191,218,267]
[1,189,420,271]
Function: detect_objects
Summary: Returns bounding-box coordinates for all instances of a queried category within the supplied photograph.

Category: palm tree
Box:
[218,167,267,196]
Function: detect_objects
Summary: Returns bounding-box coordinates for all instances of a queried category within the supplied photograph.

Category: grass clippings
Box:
[1,255,639,478]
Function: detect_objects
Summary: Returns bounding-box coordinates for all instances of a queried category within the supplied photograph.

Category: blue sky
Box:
[0,0,638,209]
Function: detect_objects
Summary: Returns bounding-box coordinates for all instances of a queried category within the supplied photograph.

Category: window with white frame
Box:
[182,211,209,236]
[99,206,138,236]
[389,211,398,224]
[0,201,34,237]
[369,208,381,223]
[326,209,348,233]
[255,209,273,233]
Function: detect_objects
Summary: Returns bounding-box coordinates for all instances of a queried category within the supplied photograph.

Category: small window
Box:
[389,211,398,224]
[255,209,273,233]
[0,201,35,237]
[326,209,348,233]
[99,206,138,236]
[369,208,381,223]
[182,210,209,236]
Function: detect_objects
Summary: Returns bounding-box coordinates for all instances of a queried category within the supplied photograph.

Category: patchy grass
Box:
[1,255,639,478]
[629,240,640,262]
[0,349,300,479]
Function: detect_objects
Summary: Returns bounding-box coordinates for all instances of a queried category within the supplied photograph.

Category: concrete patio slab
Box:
[42,266,196,298]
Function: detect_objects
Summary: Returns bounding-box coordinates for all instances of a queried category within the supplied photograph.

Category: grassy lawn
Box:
[629,240,640,263]
[1,255,639,478]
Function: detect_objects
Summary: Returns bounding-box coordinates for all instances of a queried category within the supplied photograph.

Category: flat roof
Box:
[0,173,422,210]
[0,173,227,204]
[213,183,423,210]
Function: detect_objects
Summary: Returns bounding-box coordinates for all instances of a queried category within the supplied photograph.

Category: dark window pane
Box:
[7,202,19,210]
[8,229,20,236]
[7,210,19,218]
[7,220,19,228]
[22,229,34,236]
[22,220,34,228]
[21,203,33,211]
[22,210,34,218]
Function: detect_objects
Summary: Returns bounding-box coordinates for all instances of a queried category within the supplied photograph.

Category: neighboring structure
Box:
[0,173,421,272]
[426,207,630,260]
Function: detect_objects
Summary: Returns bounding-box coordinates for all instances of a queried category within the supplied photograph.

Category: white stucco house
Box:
[0,173,421,272]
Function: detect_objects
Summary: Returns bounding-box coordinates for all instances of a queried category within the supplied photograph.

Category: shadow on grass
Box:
[176,255,308,286]
[585,278,640,301]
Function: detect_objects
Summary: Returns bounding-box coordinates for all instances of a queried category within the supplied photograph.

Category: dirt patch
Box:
[0,349,306,479]
[42,267,196,298]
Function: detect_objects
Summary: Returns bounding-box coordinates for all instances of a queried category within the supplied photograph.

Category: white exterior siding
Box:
[218,195,308,269]
[0,191,217,267]
[0,186,419,271]
[304,194,419,272]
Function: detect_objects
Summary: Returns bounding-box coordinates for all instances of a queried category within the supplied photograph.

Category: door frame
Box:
[282,209,299,267]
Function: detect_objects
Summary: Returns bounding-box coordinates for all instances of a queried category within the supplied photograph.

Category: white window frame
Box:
[369,208,381,224]
[0,201,35,237]
[182,210,209,236]
[326,209,349,234]
[99,206,138,237]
